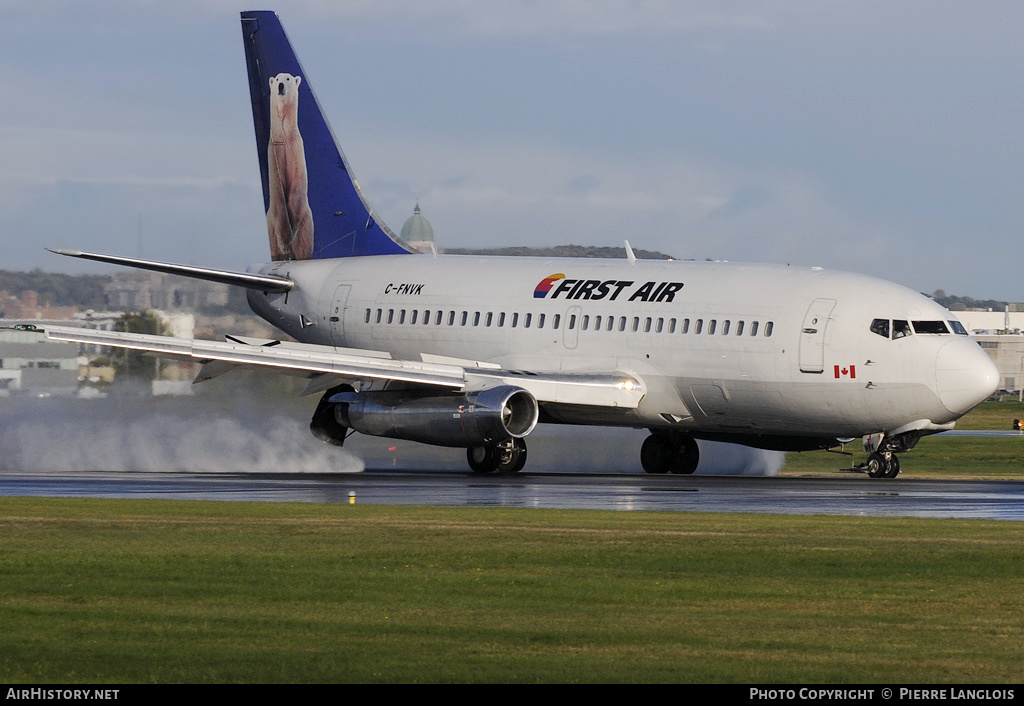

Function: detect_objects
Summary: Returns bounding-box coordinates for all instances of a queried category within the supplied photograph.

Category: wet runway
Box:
[3,469,1024,521]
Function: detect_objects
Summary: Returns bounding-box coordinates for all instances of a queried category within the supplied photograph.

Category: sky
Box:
[1,1,1022,301]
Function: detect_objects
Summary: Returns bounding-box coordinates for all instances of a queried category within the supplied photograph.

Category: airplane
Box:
[14,10,999,478]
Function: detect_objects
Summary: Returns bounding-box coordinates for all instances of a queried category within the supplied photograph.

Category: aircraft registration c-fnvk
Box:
[24,11,999,478]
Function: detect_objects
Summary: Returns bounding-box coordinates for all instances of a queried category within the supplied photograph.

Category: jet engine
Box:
[310,385,539,448]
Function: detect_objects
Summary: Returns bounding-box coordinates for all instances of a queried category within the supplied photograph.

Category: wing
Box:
[22,325,645,409]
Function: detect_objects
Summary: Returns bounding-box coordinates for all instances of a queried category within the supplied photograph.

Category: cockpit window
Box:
[912,320,949,334]
[870,318,890,338]
[892,320,912,339]
[949,320,968,335]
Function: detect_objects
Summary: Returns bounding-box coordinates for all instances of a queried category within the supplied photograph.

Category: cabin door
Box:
[799,298,837,373]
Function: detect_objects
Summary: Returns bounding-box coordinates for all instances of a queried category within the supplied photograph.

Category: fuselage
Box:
[247,254,998,445]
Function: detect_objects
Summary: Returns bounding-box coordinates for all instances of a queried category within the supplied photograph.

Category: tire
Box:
[467,446,499,474]
[866,452,887,479]
[497,438,528,473]
[641,435,674,474]
[673,436,700,475]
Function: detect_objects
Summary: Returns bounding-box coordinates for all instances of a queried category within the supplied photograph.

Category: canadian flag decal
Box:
[834,364,856,379]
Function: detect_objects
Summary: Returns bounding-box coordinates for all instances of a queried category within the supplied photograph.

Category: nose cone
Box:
[935,339,999,416]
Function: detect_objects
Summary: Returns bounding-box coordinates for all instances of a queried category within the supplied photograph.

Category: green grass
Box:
[955,400,1024,430]
[2,498,1023,683]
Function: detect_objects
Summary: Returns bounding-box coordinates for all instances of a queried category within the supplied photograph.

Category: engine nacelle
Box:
[324,386,539,448]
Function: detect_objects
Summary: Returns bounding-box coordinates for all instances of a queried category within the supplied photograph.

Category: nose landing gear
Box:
[865,451,900,478]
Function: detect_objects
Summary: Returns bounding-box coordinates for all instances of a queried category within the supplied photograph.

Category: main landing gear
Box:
[641,433,700,475]
[467,437,528,474]
[864,451,900,479]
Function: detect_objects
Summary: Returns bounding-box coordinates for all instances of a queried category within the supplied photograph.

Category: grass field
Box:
[782,401,1024,478]
[953,400,1024,430]
[0,401,1021,683]
[2,498,1023,684]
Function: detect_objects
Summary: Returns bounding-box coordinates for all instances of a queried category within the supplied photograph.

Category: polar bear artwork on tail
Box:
[266,73,314,260]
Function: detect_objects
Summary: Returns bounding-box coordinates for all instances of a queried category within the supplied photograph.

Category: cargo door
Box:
[329,284,351,346]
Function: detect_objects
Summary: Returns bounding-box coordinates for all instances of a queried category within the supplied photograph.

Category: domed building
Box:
[400,202,439,253]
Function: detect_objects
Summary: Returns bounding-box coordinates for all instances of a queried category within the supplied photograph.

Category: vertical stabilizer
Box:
[240,11,414,260]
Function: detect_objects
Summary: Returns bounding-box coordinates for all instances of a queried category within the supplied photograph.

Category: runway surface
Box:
[3,469,1024,520]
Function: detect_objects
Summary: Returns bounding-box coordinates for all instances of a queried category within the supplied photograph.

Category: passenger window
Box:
[695,319,703,334]
[668,318,676,334]
[364,308,371,324]
[485,312,493,327]
[750,321,758,336]
[569,314,577,329]
[618,317,627,332]
[893,320,911,339]
[409,310,417,325]
[498,312,505,327]
[460,311,468,326]
[524,313,532,328]
[511,312,518,328]
[708,319,717,335]
[376,309,383,324]
[765,321,774,337]
[387,309,394,324]
[870,318,890,338]
[643,317,651,333]
[581,315,589,330]
[538,313,546,328]
[553,314,561,329]
[473,312,481,326]
[681,318,690,334]
[446,311,454,326]
[736,321,744,336]
[722,320,730,336]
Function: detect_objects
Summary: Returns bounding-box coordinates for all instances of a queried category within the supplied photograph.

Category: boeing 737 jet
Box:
[16,11,998,478]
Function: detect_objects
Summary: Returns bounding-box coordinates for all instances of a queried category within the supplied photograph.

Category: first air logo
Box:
[533,274,684,303]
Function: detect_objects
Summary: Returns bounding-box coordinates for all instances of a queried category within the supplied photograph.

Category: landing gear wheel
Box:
[884,454,901,478]
[673,436,699,475]
[467,446,500,474]
[496,438,528,473]
[641,435,674,474]
[866,452,888,479]
[641,433,700,474]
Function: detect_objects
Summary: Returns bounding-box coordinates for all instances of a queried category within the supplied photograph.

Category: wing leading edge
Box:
[29,325,645,409]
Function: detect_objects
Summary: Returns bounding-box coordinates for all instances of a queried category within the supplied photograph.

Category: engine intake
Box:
[321,385,538,448]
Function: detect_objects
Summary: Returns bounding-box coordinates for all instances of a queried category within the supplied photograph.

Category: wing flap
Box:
[467,370,645,408]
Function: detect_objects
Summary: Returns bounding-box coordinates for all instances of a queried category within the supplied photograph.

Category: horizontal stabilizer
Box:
[47,249,293,292]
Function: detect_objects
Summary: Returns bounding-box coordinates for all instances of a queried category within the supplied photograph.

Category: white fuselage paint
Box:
[247,255,998,442]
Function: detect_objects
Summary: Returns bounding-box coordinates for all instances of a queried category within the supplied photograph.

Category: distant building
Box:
[958,310,1024,394]
[104,271,229,311]
[0,290,78,321]
[400,202,438,253]
[0,328,79,396]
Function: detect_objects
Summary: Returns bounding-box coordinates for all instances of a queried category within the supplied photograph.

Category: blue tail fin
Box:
[240,11,413,260]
